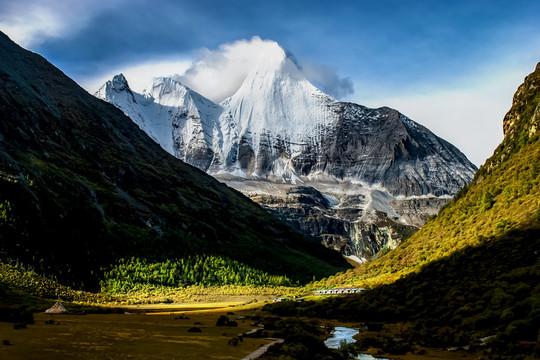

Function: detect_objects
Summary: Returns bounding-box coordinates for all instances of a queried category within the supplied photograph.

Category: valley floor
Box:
[0,303,273,360]
[0,301,499,360]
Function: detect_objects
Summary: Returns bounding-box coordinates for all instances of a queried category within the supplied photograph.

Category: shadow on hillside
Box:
[266,223,540,354]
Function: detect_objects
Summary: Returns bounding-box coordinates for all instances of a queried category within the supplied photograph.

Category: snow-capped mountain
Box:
[96,40,477,259]
[97,42,475,197]
[96,74,221,170]
[213,41,341,180]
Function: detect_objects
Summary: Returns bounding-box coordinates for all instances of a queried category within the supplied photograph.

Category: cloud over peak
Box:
[173,36,353,103]
[173,37,281,103]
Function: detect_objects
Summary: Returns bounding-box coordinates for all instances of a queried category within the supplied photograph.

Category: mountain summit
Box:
[217,41,339,169]
[97,40,478,260]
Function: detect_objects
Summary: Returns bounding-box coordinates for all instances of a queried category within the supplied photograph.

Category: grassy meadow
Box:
[0,303,275,360]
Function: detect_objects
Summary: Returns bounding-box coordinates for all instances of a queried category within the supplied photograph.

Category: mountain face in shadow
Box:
[0,32,349,290]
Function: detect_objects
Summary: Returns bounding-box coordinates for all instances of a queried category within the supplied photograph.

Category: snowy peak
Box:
[143,77,208,108]
[216,41,340,174]
[223,39,334,111]
[221,42,338,135]
[145,77,190,106]
[95,75,221,169]
[95,73,132,101]
[111,73,129,90]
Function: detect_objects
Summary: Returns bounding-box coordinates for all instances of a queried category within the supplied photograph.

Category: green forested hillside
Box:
[0,31,349,292]
[100,255,294,293]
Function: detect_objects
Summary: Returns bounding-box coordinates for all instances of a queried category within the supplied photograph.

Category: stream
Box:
[324,326,392,360]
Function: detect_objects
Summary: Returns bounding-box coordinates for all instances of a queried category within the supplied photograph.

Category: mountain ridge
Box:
[0,31,349,289]
[97,41,476,197]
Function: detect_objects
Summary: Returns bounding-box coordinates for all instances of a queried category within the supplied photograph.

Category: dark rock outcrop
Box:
[251,186,419,261]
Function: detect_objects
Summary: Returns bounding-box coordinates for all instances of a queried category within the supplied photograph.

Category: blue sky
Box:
[1,0,539,166]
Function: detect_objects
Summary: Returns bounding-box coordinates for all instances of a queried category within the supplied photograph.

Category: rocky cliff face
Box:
[221,178,445,261]
[255,187,415,262]
[96,40,477,259]
[501,63,540,153]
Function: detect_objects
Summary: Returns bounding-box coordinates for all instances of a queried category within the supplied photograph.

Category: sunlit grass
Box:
[0,310,274,360]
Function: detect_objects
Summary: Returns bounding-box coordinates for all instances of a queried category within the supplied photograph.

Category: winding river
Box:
[324,326,392,360]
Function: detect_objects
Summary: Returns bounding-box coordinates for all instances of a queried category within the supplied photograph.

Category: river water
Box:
[324,326,392,360]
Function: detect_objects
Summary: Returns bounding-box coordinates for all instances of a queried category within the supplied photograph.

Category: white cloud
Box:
[0,0,124,48]
[173,37,281,103]
[173,36,354,103]
[299,62,354,99]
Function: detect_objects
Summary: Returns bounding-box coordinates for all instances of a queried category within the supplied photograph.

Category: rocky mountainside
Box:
[323,61,540,285]
[0,31,349,290]
[274,62,540,357]
[97,40,477,260]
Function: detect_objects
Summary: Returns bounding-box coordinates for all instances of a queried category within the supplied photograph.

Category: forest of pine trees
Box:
[100,255,293,293]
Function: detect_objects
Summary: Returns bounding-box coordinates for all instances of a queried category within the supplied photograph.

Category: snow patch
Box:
[322,194,340,207]
[394,193,453,200]
[230,167,248,179]
[345,255,366,264]
[290,173,303,185]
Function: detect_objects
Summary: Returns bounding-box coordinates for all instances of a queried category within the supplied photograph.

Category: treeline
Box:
[100,255,294,294]
[0,263,112,304]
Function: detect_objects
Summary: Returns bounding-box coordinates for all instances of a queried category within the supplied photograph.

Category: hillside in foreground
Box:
[0,30,349,292]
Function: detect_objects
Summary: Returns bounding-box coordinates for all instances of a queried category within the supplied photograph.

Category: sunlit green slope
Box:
[318,62,540,289]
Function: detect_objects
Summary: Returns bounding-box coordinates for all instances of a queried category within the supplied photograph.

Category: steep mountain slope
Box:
[98,41,477,261]
[95,75,221,170]
[324,62,540,287]
[289,62,540,355]
[0,31,349,290]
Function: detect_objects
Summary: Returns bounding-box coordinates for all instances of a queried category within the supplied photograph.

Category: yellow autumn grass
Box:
[0,303,273,360]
